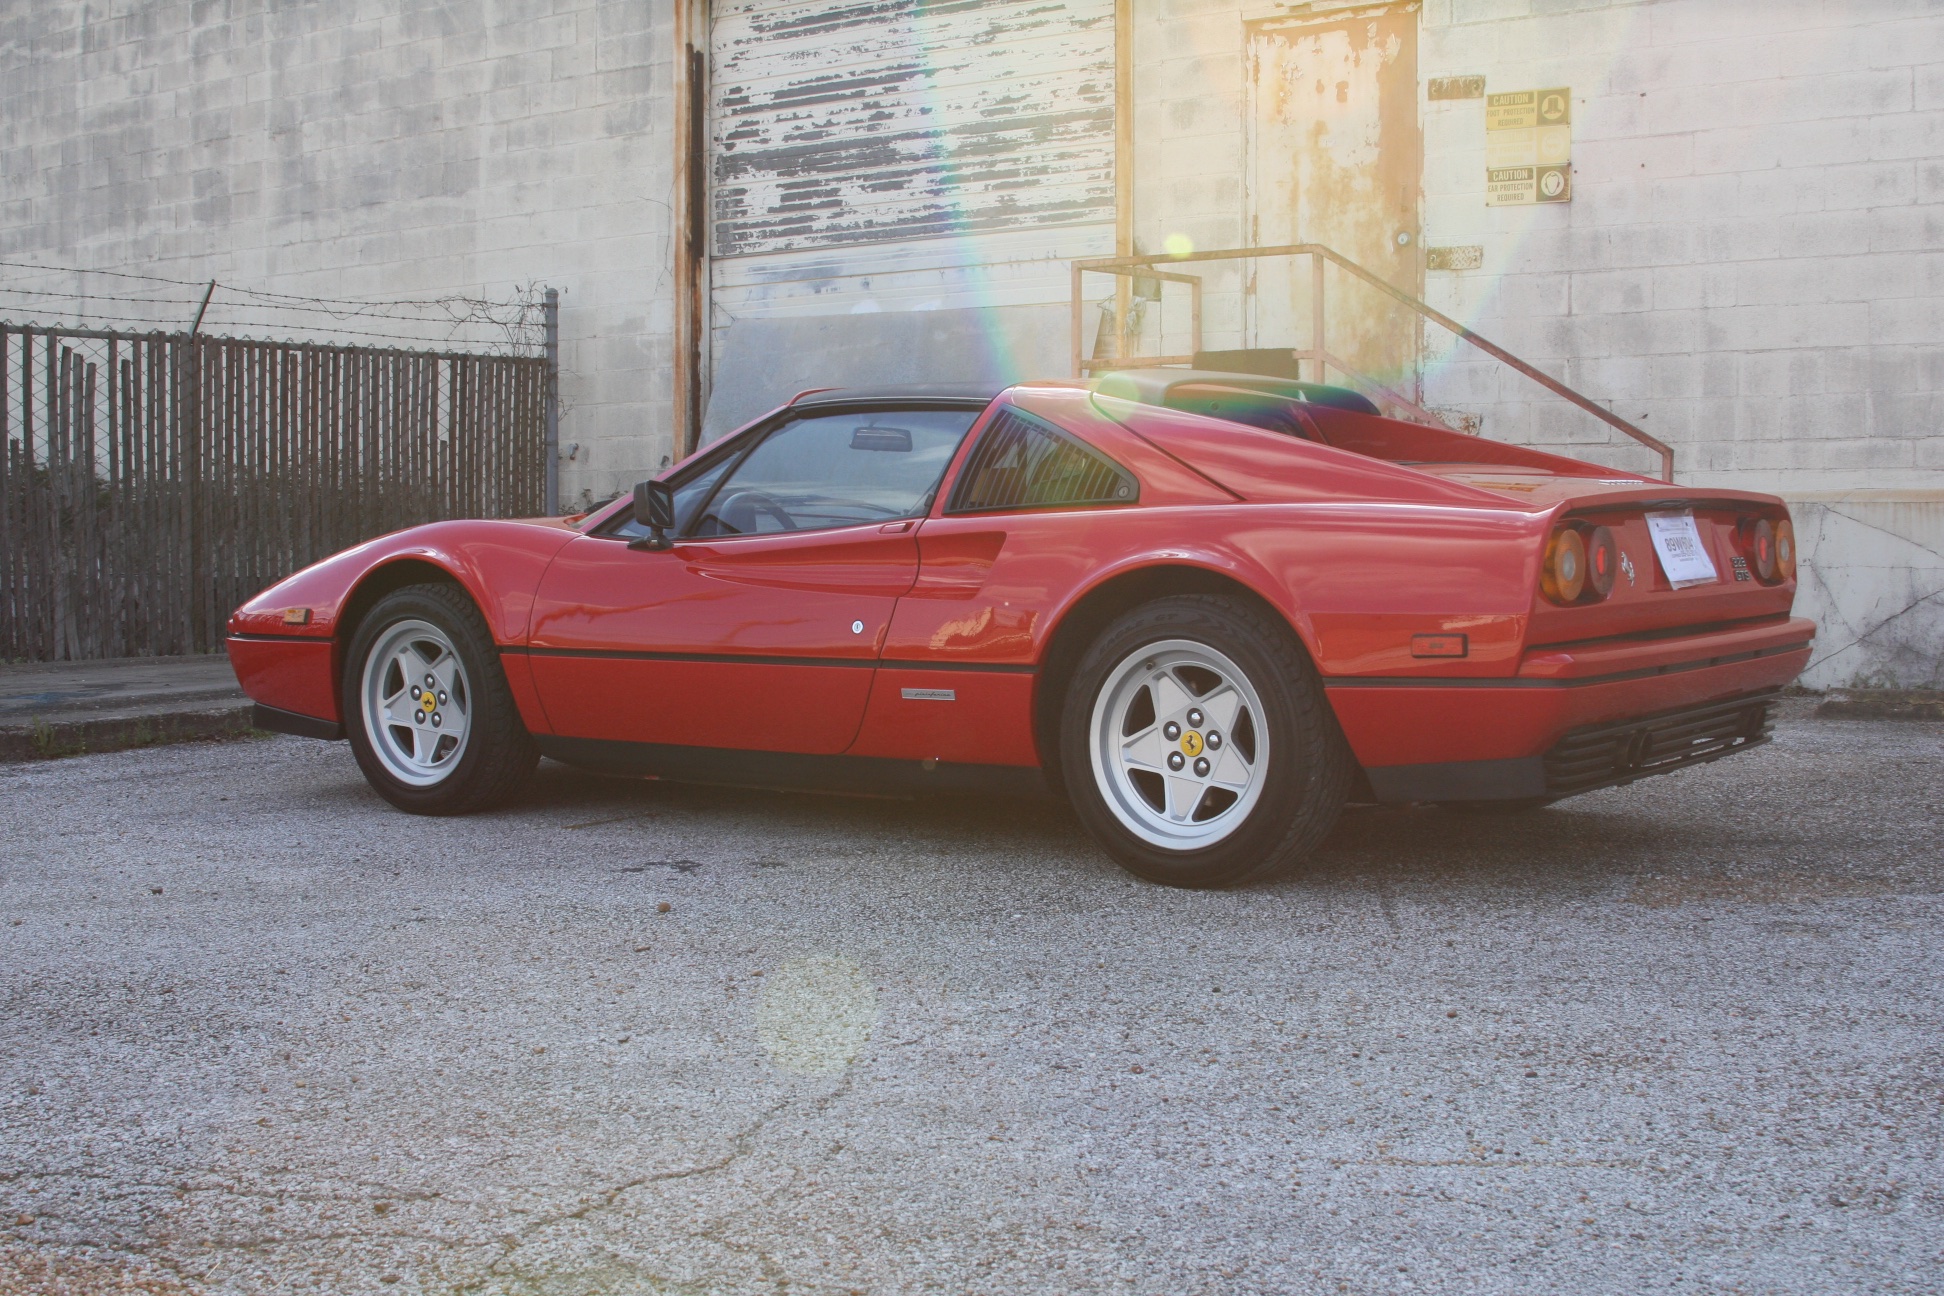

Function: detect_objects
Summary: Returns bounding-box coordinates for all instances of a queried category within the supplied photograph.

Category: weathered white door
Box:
[1245,4,1421,397]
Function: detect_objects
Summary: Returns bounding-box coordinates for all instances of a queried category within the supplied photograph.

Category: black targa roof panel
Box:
[1093,369,1381,416]
[791,384,1007,408]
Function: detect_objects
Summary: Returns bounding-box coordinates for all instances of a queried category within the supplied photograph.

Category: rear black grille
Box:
[1544,689,1778,797]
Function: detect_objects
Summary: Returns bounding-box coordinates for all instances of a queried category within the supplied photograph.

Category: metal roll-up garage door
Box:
[702,0,1116,438]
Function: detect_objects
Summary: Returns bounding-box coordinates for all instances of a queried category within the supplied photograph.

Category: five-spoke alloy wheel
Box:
[343,583,537,814]
[1090,639,1269,850]
[361,618,473,786]
[1061,594,1352,888]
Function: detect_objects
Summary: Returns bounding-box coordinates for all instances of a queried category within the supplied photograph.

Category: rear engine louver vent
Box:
[1543,690,1778,798]
[948,408,1137,513]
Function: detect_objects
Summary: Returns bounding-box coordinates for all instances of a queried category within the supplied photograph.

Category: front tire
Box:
[343,583,538,814]
[1060,594,1351,888]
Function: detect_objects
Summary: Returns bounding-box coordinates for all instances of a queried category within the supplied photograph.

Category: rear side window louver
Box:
[947,407,1137,514]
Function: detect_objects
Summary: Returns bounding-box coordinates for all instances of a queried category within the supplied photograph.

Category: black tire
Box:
[342,583,538,814]
[1059,593,1353,888]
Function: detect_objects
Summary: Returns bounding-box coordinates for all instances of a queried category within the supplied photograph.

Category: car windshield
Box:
[688,408,980,536]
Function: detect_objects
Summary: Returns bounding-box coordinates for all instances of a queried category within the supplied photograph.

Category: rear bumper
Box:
[1362,689,1778,803]
[1329,616,1812,803]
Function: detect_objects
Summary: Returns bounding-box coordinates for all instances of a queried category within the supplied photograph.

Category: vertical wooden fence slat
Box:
[0,328,12,661]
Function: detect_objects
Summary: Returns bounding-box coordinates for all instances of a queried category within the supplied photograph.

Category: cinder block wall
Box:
[0,0,677,511]
[1418,0,1941,494]
[1420,0,1942,689]
[1134,0,1942,688]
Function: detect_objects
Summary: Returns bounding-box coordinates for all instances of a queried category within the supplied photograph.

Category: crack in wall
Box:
[1797,504,1944,682]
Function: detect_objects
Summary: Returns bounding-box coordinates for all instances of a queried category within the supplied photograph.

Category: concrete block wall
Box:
[1417,0,1944,498]
[1421,0,1943,687]
[1131,0,1942,687]
[0,0,677,511]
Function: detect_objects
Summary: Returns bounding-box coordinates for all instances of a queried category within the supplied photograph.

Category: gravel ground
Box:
[1,710,1939,1295]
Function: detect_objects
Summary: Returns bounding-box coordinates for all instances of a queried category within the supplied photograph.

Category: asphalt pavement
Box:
[0,706,1938,1295]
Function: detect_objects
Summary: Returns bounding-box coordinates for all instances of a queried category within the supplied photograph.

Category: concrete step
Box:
[0,654,257,761]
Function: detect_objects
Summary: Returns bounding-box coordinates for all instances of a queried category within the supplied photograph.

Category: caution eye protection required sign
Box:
[1487,164,1571,206]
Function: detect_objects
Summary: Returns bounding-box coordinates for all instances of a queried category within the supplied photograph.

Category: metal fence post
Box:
[542,287,560,514]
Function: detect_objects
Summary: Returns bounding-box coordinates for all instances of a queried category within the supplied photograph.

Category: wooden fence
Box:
[0,325,550,661]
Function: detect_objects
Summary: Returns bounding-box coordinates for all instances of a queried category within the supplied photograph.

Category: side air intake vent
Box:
[947,408,1137,513]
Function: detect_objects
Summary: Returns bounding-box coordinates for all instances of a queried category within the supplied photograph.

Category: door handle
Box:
[879,521,914,534]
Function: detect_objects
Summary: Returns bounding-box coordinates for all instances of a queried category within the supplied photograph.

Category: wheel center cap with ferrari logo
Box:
[1180,730,1204,757]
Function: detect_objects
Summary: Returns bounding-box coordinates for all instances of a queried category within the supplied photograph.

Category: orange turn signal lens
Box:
[1775,518,1796,581]
[1541,527,1587,605]
[282,607,312,625]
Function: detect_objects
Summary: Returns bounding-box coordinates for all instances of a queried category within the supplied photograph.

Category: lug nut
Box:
[1194,756,1211,777]
[424,673,435,688]
[1167,752,1185,771]
[413,712,425,725]
[1187,708,1204,727]
[431,713,442,728]
[410,685,422,700]
[1163,721,1181,741]
[437,690,448,703]
[1206,730,1222,750]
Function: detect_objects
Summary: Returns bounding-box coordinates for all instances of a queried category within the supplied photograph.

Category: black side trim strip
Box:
[879,659,1037,675]
[252,703,345,741]
[516,647,875,668]
[1324,640,1811,690]
[536,736,1048,798]
[229,632,332,645]
[509,646,1036,674]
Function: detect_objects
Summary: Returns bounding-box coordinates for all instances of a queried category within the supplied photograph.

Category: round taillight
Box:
[1585,526,1617,600]
[1542,527,1587,604]
[1775,517,1797,581]
[1747,518,1778,582]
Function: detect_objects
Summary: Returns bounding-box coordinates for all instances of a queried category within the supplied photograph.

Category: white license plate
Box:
[1645,510,1719,589]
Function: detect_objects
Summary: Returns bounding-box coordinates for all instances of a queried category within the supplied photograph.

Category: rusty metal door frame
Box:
[672,0,711,462]
[1242,2,1424,393]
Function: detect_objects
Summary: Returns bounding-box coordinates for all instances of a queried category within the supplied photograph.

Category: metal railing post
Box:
[1311,251,1326,385]
[542,287,560,514]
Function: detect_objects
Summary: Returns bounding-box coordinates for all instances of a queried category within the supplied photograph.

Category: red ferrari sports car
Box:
[228,373,1813,887]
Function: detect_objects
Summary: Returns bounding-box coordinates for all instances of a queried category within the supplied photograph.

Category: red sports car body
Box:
[229,374,1813,886]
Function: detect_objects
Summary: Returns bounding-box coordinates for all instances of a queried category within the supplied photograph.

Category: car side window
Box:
[686,408,980,537]
[946,406,1137,513]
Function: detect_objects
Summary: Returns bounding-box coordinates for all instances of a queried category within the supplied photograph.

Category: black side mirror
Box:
[628,478,676,551]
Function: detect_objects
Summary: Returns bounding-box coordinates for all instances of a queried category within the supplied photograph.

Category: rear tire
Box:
[1060,594,1351,888]
[343,583,538,814]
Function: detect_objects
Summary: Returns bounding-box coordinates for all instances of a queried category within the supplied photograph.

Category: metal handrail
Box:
[1069,242,1675,482]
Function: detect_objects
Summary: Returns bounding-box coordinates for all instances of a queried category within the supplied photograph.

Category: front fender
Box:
[226,518,582,646]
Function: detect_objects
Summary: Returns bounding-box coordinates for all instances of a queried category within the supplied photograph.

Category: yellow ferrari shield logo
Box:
[1180,731,1204,757]
[421,694,437,713]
